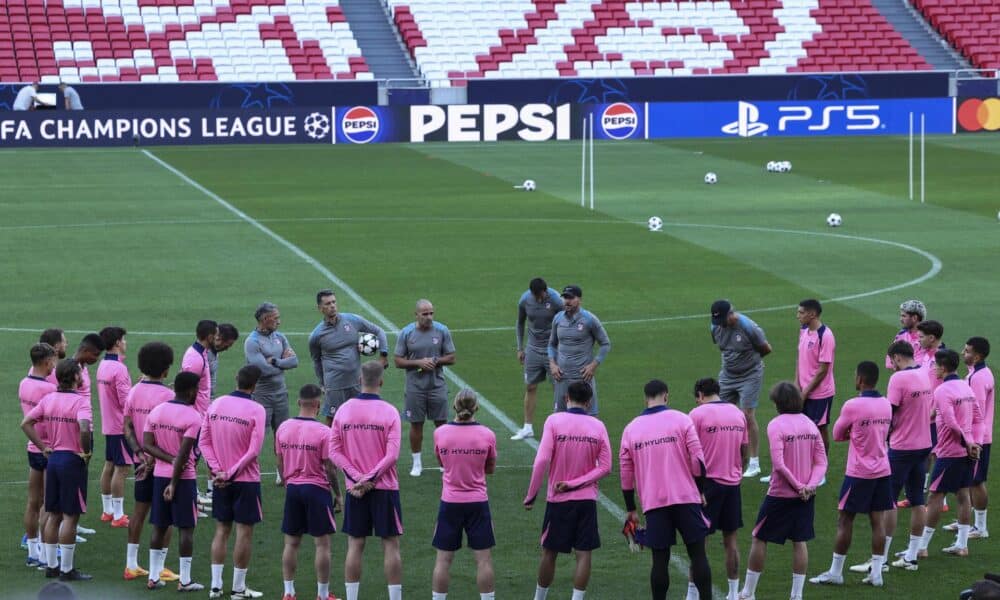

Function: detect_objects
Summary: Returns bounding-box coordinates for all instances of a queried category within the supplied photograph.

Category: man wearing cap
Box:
[886,300,927,369]
[710,300,772,479]
[548,285,611,416]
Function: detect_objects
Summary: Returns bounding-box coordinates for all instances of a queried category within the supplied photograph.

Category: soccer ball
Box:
[704,172,717,184]
[647,216,663,232]
[781,161,792,172]
[766,161,777,172]
[826,213,842,228]
[522,179,536,191]
[358,333,379,356]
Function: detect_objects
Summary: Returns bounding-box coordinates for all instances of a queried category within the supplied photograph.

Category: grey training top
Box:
[547,309,611,379]
[309,313,388,391]
[64,86,83,110]
[711,314,768,380]
[206,348,219,397]
[394,321,455,392]
[244,329,298,395]
[516,288,564,353]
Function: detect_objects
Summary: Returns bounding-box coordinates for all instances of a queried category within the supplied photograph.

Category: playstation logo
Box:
[721,101,769,137]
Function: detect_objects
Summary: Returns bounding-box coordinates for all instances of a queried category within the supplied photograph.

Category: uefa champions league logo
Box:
[304,112,330,140]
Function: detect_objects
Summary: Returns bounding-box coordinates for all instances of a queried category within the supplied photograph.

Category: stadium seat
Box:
[911,0,1000,68]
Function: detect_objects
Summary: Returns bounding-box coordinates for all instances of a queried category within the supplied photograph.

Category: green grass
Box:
[1,134,998,600]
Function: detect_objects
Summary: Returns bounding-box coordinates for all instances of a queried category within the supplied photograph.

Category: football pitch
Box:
[1,134,998,600]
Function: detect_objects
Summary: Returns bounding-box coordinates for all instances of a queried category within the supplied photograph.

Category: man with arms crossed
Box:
[710,300,772,479]
[512,277,563,440]
[524,382,612,600]
[309,289,388,424]
[200,365,266,599]
[330,362,403,600]
[395,299,455,477]
[276,384,343,600]
[547,286,610,416]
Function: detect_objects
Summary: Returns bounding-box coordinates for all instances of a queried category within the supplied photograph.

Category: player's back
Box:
[201,391,265,481]
[146,401,201,479]
[96,355,131,435]
[621,406,703,509]
[331,394,401,490]
[434,422,496,502]
[125,381,175,443]
[34,391,92,453]
[690,401,747,485]
[766,413,825,498]
[531,409,610,502]
[276,417,332,487]
[837,393,892,478]
[934,378,980,458]
[887,366,933,450]
[20,375,56,451]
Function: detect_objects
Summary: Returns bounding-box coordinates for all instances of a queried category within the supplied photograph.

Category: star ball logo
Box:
[600,102,638,139]
[341,106,380,144]
[303,112,330,140]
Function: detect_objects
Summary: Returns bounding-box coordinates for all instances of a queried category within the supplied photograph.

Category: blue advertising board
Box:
[468,72,950,105]
[0,81,377,111]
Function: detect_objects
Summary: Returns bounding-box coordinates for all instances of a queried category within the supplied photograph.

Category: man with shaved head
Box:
[394,299,456,477]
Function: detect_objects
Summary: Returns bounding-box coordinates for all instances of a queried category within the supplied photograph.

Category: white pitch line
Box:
[140,149,723,598]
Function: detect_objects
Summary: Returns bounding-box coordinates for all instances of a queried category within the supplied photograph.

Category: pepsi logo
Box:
[601,103,638,140]
[341,106,380,144]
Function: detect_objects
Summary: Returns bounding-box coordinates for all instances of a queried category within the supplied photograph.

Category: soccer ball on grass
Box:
[521,179,536,191]
[704,172,717,184]
[826,213,842,228]
[647,216,663,232]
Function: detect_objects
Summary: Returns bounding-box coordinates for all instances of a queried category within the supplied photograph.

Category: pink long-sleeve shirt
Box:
[765,413,827,498]
[621,405,706,510]
[833,391,892,479]
[967,363,995,445]
[181,342,212,415]
[886,365,934,450]
[124,380,175,452]
[25,391,92,454]
[276,417,334,488]
[199,390,265,482]
[434,421,497,503]
[933,375,984,458]
[146,400,201,480]
[330,393,401,491]
[20,375,56,452]
[96,354,132,435]
[689,401,746,486]
[525,408,611,505]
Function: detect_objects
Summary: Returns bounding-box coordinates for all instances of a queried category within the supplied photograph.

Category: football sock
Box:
[211,564,224,590]
[387,584,402,600]
[791,573,805,597]
[829,553,846,577]
[345,582,360,600]
[127,543,140,570]
[59,544,75,573]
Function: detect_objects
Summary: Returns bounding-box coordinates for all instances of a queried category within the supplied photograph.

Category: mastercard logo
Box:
[957,98,1000,132]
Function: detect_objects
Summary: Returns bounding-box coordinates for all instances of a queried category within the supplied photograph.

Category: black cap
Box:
[561,285,583,299]
[710,300,732,326]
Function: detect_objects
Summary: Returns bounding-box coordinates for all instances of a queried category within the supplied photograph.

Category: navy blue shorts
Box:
[752,495,815,544]
[343,489,403,538]
[134,471,154,504]
[44,451,88,516]
[929,456,974,494]
[28,451,47,472]
[973,444,991,484]
[104,434,134,466]
[151,477,198,529]
[282,484,337,537]
[803,397,834,427]
[644,503,712,548]
[541,500,600,553]
[703,480,743,534]
[212,481,263,525]
[890,447,931,506]
[838,475,894,514]
[432,501,495,551]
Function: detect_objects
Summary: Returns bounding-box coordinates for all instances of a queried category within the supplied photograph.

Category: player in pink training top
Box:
[876,341,934,573]
[962,337,994,539]
[200,365,265,600]
[182,320,217,417]
[431,389,498,600]
[142,372,205,592]
[38,328,69,384]
[122,341,178,583]
[920,349,984,559]
[810,362,893,588]
[916,320,948,512]
[621,379,712,600]
[795,300,836,460]
[69,333,104,405]
[739,382,826,600]
[96,326,134,528]
[885,300,926,369]
[525,381,611,600]
[690,377,748,600]
[330,361,403,600]
[21,359,95,582]
[20,342,57,569]
[275,384,343,600]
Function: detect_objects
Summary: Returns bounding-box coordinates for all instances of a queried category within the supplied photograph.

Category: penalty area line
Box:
[139,149,725,598]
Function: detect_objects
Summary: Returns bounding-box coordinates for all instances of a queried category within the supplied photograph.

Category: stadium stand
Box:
[911,0,1000,70]
[388,0,932,85]
[0,0,372,83]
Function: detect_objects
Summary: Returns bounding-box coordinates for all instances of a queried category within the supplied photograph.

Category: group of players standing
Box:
[15,280,995,600]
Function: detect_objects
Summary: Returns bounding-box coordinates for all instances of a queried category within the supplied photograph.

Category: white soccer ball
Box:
[647,216,663,232]
[704,172,717,184]
[781,161,792,172]
[826,213,842,228]
[358,332,379,356]
[522,179,536,191]
[766,161,777,172]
